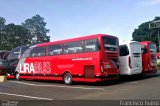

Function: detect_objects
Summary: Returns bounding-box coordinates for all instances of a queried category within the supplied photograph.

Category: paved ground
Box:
[0,71,160,101]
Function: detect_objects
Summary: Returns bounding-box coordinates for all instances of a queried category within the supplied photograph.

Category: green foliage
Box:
[0,17,6,50]
[132,16,160,50]
[22,14,50,44]
[157,59,160,70]
[0,15,50,51]
[4,24,30,50]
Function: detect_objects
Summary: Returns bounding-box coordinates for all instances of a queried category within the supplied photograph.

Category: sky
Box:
[0,0,160,42]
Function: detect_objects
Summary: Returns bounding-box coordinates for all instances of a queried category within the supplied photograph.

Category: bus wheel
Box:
[15,72,20,80]
[63,73,73,85]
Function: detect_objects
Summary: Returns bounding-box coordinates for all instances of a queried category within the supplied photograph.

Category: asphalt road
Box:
[0,71,160,102]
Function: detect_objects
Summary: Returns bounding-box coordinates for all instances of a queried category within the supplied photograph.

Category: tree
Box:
[132,16,160,50]
[0,17,6,50]
[3,24,30,50]
[22,14,50,44]
[0,15,51,51]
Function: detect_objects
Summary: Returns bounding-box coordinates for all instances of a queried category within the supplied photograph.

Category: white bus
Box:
[119,41,142,75]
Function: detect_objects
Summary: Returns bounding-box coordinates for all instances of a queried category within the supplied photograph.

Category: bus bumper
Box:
[73,74,119,83]
[142,70,157,74]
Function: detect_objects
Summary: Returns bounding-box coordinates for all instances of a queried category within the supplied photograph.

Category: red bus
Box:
[140,41,157,74]
[15,34,119,84]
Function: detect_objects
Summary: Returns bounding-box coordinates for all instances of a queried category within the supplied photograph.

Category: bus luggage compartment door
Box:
[84,65,95,78]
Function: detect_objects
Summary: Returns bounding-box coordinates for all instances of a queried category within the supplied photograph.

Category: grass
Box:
[157,59,160,70]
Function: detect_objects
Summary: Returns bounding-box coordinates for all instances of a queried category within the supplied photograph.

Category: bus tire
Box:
[63,72,73,85]
[15,72,20,80]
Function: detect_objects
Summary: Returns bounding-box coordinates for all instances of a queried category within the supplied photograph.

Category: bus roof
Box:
[36,34,118,47]
[120,41,140,45]
[140,41,155,45]
[10,45,30,52]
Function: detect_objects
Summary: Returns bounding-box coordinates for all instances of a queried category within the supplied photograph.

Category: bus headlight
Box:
[101,66,104,72]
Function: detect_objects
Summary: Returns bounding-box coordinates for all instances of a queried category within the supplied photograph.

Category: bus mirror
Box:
[142,48,147,54]
[142,49,144,54]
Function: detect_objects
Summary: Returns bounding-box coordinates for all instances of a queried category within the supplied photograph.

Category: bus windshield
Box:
[119,45,129,56]
[103,36,118,51]
[149,44,156,53]
[21,48,33,58]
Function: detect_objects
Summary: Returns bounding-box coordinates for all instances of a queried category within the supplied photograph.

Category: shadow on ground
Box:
[7,72,160,87]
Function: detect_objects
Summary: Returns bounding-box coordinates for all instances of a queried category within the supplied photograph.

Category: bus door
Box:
[130,43,142,70]
[149,44,157,69]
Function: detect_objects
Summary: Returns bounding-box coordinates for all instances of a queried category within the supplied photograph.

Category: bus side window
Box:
[48,44,62,55]
[141,45,148,54]
[29,47,46,57]
[84,39,98,52]
[64,41,83,54]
